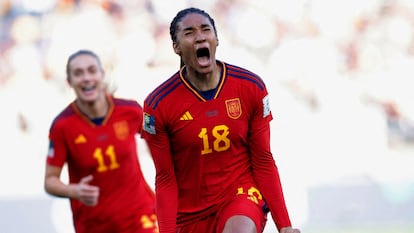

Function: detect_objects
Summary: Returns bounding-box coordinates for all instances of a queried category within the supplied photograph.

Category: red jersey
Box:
[47,95,157,233]
[142,61,291,233]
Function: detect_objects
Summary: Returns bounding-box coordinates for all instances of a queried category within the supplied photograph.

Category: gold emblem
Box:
[74,134,87,144]
[225,98,242,119]
[114,120,129,140]
[180,111,193,120]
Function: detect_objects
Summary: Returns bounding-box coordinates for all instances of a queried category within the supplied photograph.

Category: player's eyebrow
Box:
[183,23,211,32]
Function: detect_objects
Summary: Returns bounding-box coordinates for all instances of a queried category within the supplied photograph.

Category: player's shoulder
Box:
[112,96,141,108]
[110,96,143,120]
[50,103,76,130]
[224,62,266,91]
[144,71,181,110]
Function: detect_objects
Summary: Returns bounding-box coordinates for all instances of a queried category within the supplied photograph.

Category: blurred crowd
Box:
[1,0,414,172]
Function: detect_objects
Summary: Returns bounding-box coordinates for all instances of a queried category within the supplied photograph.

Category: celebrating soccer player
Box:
[44,49,158,233]
[141,7,300,233]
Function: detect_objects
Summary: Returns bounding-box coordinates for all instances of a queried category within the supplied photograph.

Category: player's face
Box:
[67,54,105,103]
[173,13,218,74]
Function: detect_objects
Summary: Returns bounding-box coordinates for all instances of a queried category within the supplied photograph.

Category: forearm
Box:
[254,165,291,230]
[156,191,178,233]
[250,123,292,230]
[143,125,178,232]
[155,170,179,233]
[44,176,77,199]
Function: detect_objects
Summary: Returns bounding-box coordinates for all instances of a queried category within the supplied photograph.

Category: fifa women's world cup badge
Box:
[225,98,242,119]
[143,112,156,134]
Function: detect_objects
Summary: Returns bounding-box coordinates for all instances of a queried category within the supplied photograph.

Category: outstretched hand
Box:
[280,227,301,233]
[75,175,100,206]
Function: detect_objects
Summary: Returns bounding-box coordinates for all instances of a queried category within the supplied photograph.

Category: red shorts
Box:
[75,212,158,233]
[177,184,268,233]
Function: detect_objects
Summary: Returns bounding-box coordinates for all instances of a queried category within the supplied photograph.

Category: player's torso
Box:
[64,109,139,180]
[168,93,250,161]
[160,75,257,204]
[66,106,153,214]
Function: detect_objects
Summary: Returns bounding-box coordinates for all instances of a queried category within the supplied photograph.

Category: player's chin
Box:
[79,90,100,102]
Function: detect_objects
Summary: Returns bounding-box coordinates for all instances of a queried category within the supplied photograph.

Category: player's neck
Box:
[76,95,109,119]
[185,64,221,91]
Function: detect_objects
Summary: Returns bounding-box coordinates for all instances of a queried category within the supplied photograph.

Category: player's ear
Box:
[66,76,72,86]
[173,42,181,55]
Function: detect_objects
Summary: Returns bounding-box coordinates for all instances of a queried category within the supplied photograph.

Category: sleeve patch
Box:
[47,140,55,158]
[262,95,271,118]
[143,112,156,134]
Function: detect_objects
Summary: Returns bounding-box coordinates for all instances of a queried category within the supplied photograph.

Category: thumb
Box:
[79,175,93,185]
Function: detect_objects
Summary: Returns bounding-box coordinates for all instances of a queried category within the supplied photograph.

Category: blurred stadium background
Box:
[1,0,414,232]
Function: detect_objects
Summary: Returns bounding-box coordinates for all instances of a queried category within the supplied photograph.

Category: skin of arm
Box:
[44,164,100,206]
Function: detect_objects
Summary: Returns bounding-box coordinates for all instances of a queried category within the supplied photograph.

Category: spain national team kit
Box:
[47,96,157,233]
[142,61,291,233]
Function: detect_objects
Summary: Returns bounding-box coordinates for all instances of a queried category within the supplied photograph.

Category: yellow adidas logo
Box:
[74,134,87,144]
[180,111,193,120]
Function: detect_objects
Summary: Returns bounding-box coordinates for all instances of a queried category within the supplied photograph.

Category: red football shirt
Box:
[142,61,291,233]
[47,95,156,233]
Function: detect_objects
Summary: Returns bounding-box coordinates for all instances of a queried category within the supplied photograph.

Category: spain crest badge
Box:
[225,98,242,119]
[113,120,129,140]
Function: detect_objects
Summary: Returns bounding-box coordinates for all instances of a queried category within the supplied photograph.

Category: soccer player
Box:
[44,49,158,233]
[141,7,300,233]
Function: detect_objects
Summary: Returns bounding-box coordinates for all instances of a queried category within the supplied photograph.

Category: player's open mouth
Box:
[81,85,96,95]
[196,47,210,66]
[82,85,95,91]
[197,47,210,58]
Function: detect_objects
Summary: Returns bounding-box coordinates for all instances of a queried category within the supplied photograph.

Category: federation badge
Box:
[114,120,129,140]
[143,112,156,134]
[225,98,242,119]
